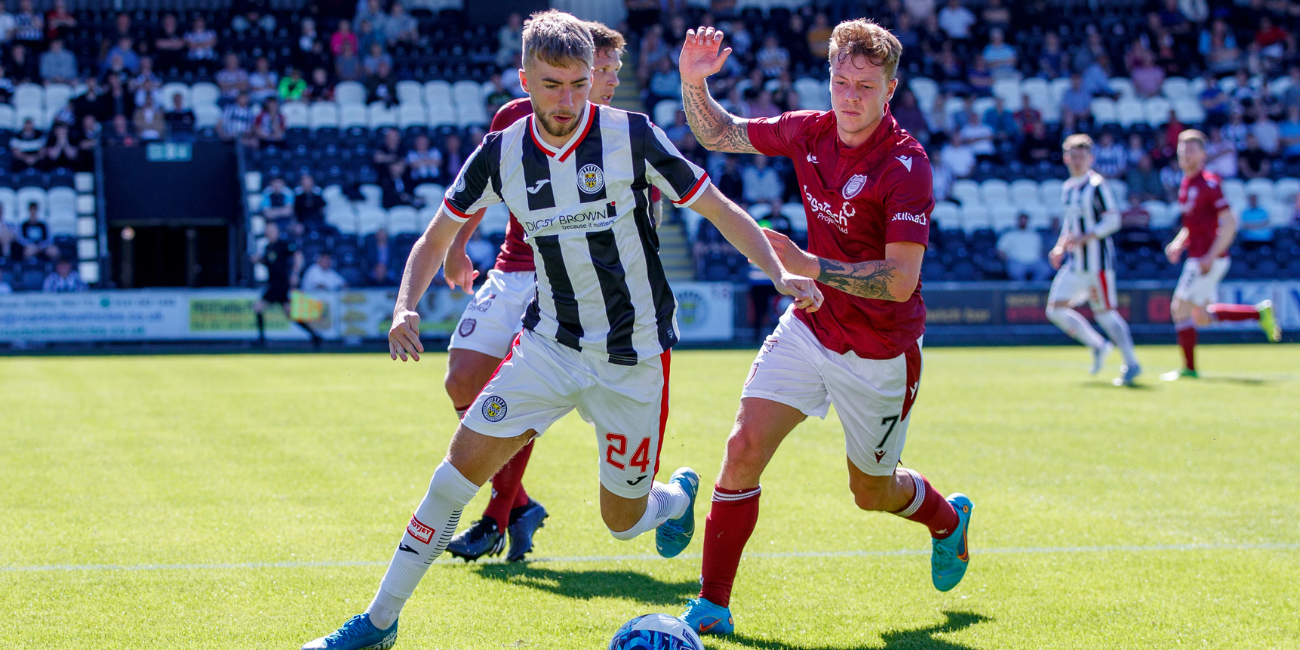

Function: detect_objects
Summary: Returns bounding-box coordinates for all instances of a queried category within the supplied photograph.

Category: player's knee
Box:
[443,364,484,407]
[723,429,766,474]
[849,478,892,512]
[603,508,642,539]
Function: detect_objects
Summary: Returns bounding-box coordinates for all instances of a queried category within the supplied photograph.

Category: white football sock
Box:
[366,460,480,630]
[608,481,689,541]
[1046,306,1106,349]
[1095,310,1139,367]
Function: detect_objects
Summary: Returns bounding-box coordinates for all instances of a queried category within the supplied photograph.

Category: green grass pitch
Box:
[2,344,1298,649]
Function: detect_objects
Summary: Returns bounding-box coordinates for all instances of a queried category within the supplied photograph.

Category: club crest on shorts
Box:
[482,395,507,422]
[458,318,476,337]
[577,164,605,194]
[842,174,868,200]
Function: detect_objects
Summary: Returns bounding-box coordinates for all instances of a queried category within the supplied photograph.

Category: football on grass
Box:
[608,613,704,650]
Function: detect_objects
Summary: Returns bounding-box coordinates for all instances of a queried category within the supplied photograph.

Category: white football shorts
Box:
[448,269,536,358]
[740,307,923,477]
[461,329,670,499]
[1173,257,1231,306]
[1047,268,1118,313]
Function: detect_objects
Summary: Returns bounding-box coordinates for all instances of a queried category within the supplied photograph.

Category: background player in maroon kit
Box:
[674,21,972,636]
[1162,130,1282,381]
[439,21,642,561]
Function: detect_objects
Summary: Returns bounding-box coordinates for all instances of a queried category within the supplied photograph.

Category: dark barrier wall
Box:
[103,143,241,227]
[921,281,1174,329]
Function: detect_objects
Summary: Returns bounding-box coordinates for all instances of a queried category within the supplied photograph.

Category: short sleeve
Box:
[644,122,710,208]
[881,150,934,248]
[443,134,503,221]
[746,110,820,159]
[1205,179,1229,211]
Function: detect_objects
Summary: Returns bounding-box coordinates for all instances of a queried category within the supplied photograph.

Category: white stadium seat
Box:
[1142,201,1172,228]
[44,83,73,111]
[452,80,482,109]
[357,206,387,235]
[0,187,15,223]
[190,82,219,108]
[1116,98,1144,127]
[14,82,43,109]
[339,104,367,130]
[794,77,830,111]
[1245,177,1274,203]
[653,99,680,127]
[1011,179,1041,207]
[358,184,382,207]
[1222,178,1246,205]
[424,80,452,108]
[387,206,419,234]
[480,202,510,235]
[281,101,309,128]
[1144,97,1172,126]
[310,102,340,129]
[396,80,423,106]
[1172,98,1205,124]
[1108,77,1135,99]
[1109,179,1128,206]
[951,179,980,206]
[427,103,456,128]
[15,106,44,129]
[414,183,444,206]
[989,204,1019,232]
[416,207,436,231]
[909,77,938,113]
[398,103,426,129]
[1091,98,1118,125]
[334,81,367,106]
[368,103,398,129]
[931,200,960,230]
[1039,179,1064,213]
[1274,178,1300,205]
[16,187,47,219]
[0,104,14,130]
[980,179,1009,205]
[326,204,357,234]
[161,82,191,109]
[960,204,991,233]
[195,104,221,128]
[455,103,488,127]
[1161,77,1190,100]
[780,202,807,232]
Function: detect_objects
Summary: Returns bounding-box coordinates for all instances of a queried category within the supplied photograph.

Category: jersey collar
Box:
[529,101,594,163]
[833,104,899,159]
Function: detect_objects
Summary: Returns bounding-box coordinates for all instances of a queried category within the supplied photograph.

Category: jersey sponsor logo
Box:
[526,178,551,194]
[806,153,819,164]
[577,164,605,194]
[842,174,869,200]
[406,515,435,544]
[803,185,854,233]
[458,318,476,337]
[482,395,508,422]
[896,155,913,171]
[891,212,928,226]
[522,204,617,234]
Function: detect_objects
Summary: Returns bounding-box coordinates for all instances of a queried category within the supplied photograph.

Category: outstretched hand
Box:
[389,309,423,361]
[680,26,732,85]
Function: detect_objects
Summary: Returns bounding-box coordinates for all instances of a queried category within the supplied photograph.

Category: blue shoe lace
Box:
[325,615,376,645]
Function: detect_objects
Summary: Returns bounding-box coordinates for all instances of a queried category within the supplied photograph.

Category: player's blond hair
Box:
[828,19,902,80]
[585,20,625,57]
[522,10,594,71]
[1062,133,1094,151]
[1178,129,1208,148]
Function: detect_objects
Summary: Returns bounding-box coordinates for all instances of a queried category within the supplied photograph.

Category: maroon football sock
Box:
[892,470,959,539]
[483,441,534,532]
[698,485,762,608]
[512,486,531,509]
[1177,324,1197,371]
[1208,303,1261,322]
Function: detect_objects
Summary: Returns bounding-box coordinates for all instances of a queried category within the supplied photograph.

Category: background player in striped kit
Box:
[1162,130,1282,382]
[301,11,822,650]
[1046,134,1142,386]
[439,19,634,564]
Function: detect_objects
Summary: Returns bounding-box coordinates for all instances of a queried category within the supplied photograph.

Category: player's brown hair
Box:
[1178,129,1208,148]
[522,10,594,71]
[585,20,625,57]
[1062,133,1094,151]
[828,19,902,80]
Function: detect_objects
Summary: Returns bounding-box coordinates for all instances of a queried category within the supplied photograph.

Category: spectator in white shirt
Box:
[0,1,15,43]
[300,253,347,291]
[940,132,976,178]
[998,213,1052,281]
[1250,107,1280,154]
[741,155,782,205]
[937,0,976,40]
[958,111,995,159]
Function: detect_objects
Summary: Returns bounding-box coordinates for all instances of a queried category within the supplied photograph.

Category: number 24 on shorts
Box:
[605,433,652,472]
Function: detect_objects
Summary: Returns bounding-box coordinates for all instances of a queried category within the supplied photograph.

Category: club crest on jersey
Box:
[482,395,508,422]
[842,174,868,200]
[578,164,605,194]
[452,172,466,194]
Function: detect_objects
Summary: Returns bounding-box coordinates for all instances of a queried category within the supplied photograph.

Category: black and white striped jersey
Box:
[443,101,711,366]
[1059,170,1121,273]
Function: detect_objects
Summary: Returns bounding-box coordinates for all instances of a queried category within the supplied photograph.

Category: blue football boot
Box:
[655,467,700,558]
[1113,363,1142,387]
[302,614,398,650]
[445,518,504,562]
[682,597,734,636]
[506,498,549,562]
[931,493,973,592]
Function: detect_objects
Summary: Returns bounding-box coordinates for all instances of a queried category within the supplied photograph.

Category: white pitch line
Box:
[3,542,1296,574]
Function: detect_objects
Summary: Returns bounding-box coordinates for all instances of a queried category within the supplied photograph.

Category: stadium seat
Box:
[416,207,436,231]
[244,171,262,193]
[1039,179,1064,208]
[77,240,96,261]
[980,178,1009,205]
[310,102,340,129]
[1274,177,1300,205]
[335,81,367,106]
[1025,205,1052,230]
[991,78,1020,106]
[396,80,423,106]
[281,102,309,128]
[653,100,680,127]
[73,172,94,193]
[339,104,367,130]
[358,184,382,208]
[455,103,488,128]
[326,205,357,234]
[44,84,72,111]
[14,82,42,109]
[989,203,1019,232]
[398,103,426,129]
[76,216,95,237]
[322,184,347,206]
[1108,77,1135,99]
[1172,98,1205,124]
[357,205,387,235]
[1144,97,1172,126]
[1161,77,1190,100]
[424,80,452,108]
[368,103,399,130]
[1245,177,1274,203]
[1144,201,1175,228]
[427,103,456,128]
[780,202,807,232]
[951,179,980,206]
[793,77,830,111]
[960,204,990,234]
[1011,179,1041,207]
[75,195,94,215]
[1222,178,1246,206]
[0,104,15,130]
[1091,98,1118,125]
[0,187,16,223]
[931,200,960,231]
[749,203,773,220]
[1109,179,1128,206]
[15,106,44,129]
[15,187,47,218]
[1116,98,1144,127]
[195,104,221,128]
[971,96,997,119]
[413,183,444,206]
[452,80,482,110]
[1020,77,1049,108]
[388,206,420,234]
[678,207,703,240]
[1265,201,1290,226]
[161,82,191,109]
[480,202,510,235]
[909,77,938,113]
[190,82,219,108]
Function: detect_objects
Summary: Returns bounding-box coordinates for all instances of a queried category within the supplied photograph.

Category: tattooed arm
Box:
[679,26,759,154]
[765,230,925,302]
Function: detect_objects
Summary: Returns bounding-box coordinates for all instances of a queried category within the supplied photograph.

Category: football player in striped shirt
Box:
[300,11,821,650]
[1046,134,1142,386]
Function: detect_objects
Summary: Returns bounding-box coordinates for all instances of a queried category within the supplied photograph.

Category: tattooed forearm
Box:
[817,257,899,301]
[681,80,758,154]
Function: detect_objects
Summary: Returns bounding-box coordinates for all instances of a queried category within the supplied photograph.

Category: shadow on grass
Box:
[717,611,989,650]
[470,563,698,607]
[1079,381,1154,390]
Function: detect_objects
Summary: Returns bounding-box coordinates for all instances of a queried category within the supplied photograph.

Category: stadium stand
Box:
[0,0,1297,297]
